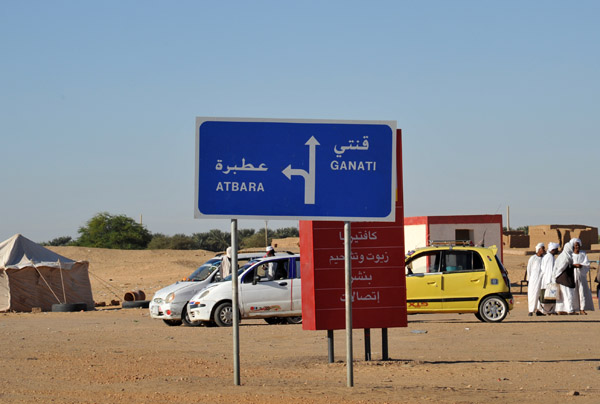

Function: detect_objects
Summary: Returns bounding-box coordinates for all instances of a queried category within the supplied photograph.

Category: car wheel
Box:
[163,319,183,326]
[264,317,283,325]
[213,302,234,327]
[182,304,204,327]
[478,295,508,323]
[285,316,302,325]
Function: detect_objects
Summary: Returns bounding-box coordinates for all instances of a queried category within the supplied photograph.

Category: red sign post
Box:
[300,130,406,331]
[300,204,406,330]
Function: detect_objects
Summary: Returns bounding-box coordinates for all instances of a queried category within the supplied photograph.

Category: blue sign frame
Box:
[195,117,396,222]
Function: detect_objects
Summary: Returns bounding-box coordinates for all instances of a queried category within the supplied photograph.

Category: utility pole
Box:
[265,221,268,247]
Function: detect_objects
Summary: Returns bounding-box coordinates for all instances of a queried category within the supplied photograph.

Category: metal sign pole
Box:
[231,219,240,385]
[344,221,354,387]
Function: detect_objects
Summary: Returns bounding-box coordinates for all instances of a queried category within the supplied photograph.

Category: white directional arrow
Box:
[282,136,319,204]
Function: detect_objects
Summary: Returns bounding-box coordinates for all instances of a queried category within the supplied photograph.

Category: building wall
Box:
[502,231,530,248]
[404,215,504,262]
[528,225,598,250]
[429,223,502,260]
[404,224,427,252]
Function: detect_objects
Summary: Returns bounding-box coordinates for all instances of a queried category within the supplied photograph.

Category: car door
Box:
[239,258,293,317]
[440,250,486,311]
[405,251,443,312]
[289,257,301,313]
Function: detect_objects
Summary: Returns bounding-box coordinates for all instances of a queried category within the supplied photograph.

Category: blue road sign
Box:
[195,118,396,222]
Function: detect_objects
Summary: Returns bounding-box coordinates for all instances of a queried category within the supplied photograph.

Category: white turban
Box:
[535,243,545,253]
[226,246,232,258]
[547,242,560,252]
[569,238,582,247]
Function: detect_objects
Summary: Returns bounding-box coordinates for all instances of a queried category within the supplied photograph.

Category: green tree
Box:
[168,234,198,250]
[238,228,256,240]
[42,236,73,246]
[76,212,152,249]
[192,229,230,252]
[147,233,171,249]
[273,227,299,238]
[241,228,273,248]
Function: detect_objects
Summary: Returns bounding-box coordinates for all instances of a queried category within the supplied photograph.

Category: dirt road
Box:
[1,247,599,403]
[1,294,599,404]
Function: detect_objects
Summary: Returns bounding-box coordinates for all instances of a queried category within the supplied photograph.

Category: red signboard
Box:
[300,130,406,330]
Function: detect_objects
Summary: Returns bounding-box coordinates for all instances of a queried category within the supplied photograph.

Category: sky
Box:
[1,1,599,243]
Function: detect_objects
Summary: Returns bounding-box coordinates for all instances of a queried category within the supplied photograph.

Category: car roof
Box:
[250,253,300,263]
[214,250,296,257]
[406,245,498,257]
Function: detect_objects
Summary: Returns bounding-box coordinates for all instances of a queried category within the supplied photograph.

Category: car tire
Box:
[122,300,151,309]
[478,295,508,323]
[285,316,302,325]
[163,319,183,326]
[474,312,483,322]
[182,304,204,327]
[213,302,234,327]
[51,303,88,312]
[264,317,284,325]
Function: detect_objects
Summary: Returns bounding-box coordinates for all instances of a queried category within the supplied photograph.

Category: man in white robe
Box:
[553,241,576,314]
[221,247,232,279]
[571,238,594,314]
[539,242,559,314]
[527,243,545,316]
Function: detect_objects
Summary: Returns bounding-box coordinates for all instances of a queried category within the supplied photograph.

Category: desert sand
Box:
[1,247,599,404]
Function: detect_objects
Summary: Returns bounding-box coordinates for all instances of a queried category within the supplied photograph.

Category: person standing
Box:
[539,242,559,315]
[571,238,594,314]
[264,246,276,280]
[221,247,232,279]
[553,241,576,315]
[527,243,546,316]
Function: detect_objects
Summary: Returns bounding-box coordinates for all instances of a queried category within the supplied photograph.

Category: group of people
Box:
[527,238,596,316]
[220,245,279,280]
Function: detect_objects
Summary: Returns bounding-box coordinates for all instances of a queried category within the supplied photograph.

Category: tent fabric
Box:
[0,234,76,269]
[0,234,94,312]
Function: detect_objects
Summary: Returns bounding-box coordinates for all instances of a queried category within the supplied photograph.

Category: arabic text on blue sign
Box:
[195,118,396,222]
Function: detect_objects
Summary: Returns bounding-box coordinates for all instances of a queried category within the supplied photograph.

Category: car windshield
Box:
[221,260,259,282]
[187,259,221,281]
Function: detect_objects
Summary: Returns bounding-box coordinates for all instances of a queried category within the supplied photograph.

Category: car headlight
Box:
[165,292,175,303]
[199,289,211,299]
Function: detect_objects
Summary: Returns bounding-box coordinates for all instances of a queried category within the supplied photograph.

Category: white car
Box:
[188,254,301,327]
[149,252,284,326]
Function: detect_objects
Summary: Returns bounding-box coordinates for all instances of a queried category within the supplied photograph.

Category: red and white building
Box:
[404,215,503,262]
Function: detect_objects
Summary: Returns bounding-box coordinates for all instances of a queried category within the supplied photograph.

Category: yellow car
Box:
[405,243,514,322]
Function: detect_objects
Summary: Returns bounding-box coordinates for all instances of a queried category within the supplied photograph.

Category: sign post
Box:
[195,118,397,386]
[230,219,240,385]
[344,221,353,387]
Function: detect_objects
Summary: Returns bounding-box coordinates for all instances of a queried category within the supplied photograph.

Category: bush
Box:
[42,236,73,246]
[148,233,198,250]
[76,212,152,249]
[193,229,230,252]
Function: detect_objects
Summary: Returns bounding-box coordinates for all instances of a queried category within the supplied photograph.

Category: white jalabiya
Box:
[527,254,543,313]
[553,243,576,313]
[539,253,556,314]
[573,251,594,312]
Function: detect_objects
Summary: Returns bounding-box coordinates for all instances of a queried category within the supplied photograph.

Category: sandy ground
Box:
[1,247,600,404]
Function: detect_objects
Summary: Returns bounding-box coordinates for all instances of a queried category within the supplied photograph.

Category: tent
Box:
[0,234,94,312]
